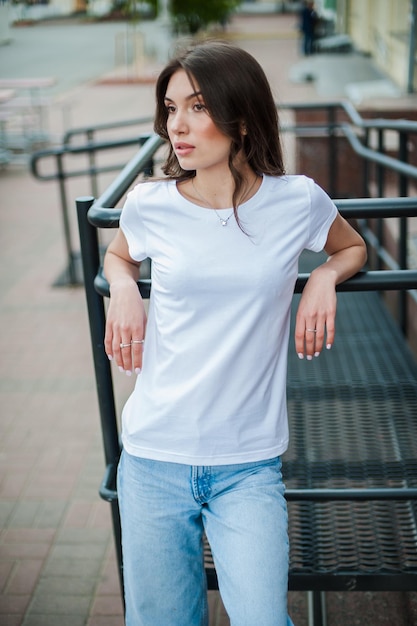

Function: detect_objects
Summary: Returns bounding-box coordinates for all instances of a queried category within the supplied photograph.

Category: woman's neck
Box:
[182,168,260,210]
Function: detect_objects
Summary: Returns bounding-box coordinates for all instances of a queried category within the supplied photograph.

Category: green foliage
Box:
[171,0,242,34]
[110,0,157,20]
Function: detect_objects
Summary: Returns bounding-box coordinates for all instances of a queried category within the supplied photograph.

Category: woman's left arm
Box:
[295,213,367,359]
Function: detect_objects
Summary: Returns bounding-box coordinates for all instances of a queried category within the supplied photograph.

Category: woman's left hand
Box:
[294,265,337,359]
[294,212,367,360]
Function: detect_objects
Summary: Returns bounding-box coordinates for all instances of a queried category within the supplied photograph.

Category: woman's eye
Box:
[193,102,206,112]
[165,104,176,114]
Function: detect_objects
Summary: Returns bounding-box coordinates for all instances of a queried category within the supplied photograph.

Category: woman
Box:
[104,41,367,626]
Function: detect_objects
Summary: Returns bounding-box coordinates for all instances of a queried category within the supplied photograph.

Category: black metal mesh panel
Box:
[284,285,417,589]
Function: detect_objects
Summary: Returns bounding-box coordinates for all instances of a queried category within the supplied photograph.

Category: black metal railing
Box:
[30,121,156,285]
[283,100,417,197]
[76,158,417,624]
[31,101,417,304]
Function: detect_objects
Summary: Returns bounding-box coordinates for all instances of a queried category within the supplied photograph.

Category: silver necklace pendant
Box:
[191,176,259,229]
[215,210,233,226]
[191,179,235,227]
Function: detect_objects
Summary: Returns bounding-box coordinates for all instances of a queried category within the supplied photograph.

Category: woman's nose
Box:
[170,110,187,134]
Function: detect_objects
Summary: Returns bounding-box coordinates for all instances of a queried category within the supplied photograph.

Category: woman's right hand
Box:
[105,278,147,375]
[103,229,147,375]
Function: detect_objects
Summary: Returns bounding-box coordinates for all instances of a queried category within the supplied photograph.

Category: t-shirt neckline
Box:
[173,174,266,213]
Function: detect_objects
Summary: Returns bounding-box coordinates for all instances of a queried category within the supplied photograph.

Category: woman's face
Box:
[164,69,232,175]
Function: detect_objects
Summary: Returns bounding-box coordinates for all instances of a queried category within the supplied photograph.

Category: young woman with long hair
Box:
[103,41,367,626]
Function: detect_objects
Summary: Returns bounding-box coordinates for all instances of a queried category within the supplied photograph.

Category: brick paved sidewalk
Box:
[1,11,416,626]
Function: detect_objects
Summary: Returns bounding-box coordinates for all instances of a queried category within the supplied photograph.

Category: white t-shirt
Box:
[119,174,337,465]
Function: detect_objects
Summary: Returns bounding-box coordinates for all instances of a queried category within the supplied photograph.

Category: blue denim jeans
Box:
[118,450,294,626]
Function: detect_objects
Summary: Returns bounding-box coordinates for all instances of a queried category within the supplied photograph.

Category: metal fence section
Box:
[32,100,417,301]
[75,133,417,625]
[30,119,155,285]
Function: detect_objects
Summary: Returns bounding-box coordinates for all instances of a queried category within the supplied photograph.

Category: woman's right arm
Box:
[103,228,147,375]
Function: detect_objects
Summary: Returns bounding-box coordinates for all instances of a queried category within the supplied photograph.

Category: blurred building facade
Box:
[5,0,417,95]
[334,0,416,93]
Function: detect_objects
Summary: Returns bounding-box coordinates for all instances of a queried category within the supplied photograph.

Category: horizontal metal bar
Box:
[281,100,417,132]
[93,267,417,299]
[296,270,417,292]
[94,272,150,299]
[88,207,121,230]
[288,573,417,593]
[100,468,417,503]
[335,196,417,218]
[285,488,417,501]
[30,134,153,181]
[63,115,154,143]
[34,162,138,182]
[100,462,417,503]
[31,102,417,186]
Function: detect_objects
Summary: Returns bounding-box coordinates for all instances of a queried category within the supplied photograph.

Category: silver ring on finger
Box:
[306,328,317,333]
[131,339,144,344]
[120,342,132,348]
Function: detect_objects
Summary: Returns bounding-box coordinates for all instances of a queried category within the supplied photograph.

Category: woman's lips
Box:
[174,142,195,156]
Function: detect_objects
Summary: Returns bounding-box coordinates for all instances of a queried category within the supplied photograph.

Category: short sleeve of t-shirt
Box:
[120,185,148,262]
[304,176,338,252]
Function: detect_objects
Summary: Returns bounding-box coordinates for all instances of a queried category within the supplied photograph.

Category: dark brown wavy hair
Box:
[154,40,285,218]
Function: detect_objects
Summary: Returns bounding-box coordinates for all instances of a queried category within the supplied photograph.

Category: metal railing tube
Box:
[399,131,410,333]
[30,135,153,182]
[376,129,385,270]
[338,99,365,128]
[285,487,417,501]
[57,152,77,285]
[87,129,99,198]
[90,134,164,216]
[91,269,417,300]
[328,105,337,198]
[399,131,410,198]
[342,124,417,181]
[335,196,417,215]
[282,100,417,134]
[63,115,154,145]
[76,195,124,599]
[398,133,410,277]
[295,270,417,293]
[31,133,159,286]
[376,128,385,197]
[362,127,370,197]
[76,196,120,465]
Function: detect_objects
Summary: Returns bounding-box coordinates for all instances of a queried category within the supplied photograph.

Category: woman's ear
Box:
[240,122,248,135]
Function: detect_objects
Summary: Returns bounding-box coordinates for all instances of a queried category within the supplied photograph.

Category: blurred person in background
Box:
[300,0,318,55]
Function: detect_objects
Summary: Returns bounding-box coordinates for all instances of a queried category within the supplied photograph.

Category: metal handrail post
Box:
[76,196,120,463]
[57,152,77,285]
[376,128,386,197]
[76,196,124,600]
[328,105,337,198]
[87,129,99,198]
[362,128,370,198]
[376,129,385,271]
[398,131,409,333]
